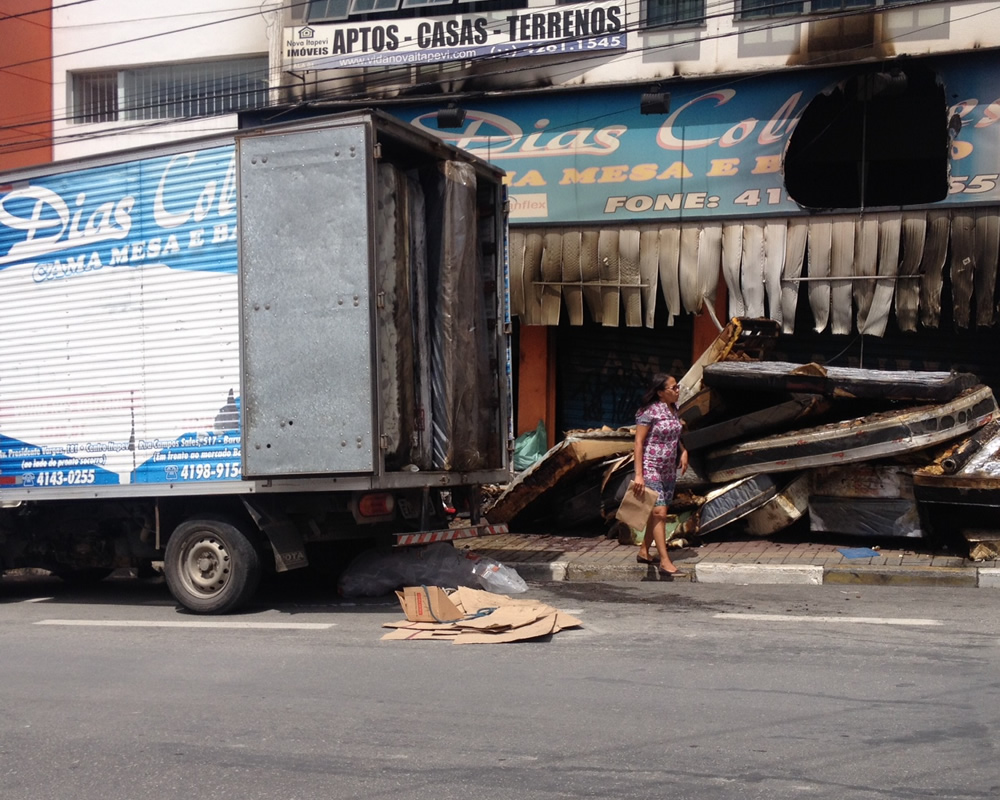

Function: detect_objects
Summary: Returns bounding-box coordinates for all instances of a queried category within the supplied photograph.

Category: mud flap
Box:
[240,499,309,573]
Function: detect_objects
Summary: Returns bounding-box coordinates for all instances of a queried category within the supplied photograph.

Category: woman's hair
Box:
[638,372,675,410]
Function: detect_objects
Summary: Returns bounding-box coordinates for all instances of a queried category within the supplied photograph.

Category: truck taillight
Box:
[358,493,394,517]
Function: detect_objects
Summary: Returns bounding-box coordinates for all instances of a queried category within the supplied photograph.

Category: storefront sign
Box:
[390,52,1000,223]
[283,0,624,70]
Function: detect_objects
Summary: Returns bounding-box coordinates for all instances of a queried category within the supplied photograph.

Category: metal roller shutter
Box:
[554,307,694,434]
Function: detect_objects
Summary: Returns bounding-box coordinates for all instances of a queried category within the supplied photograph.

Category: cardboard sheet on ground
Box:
[382,585,582,644]
[395,586,464,622]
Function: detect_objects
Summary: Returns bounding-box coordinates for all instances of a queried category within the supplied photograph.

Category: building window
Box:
[643,0,706,28]
[72,71,119,124]
[71,57,268,124]
[306,0,522,22]
[740,0,914,19]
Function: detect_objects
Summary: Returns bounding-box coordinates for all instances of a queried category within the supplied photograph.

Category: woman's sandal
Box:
[657,567,683,578]
[636,554,657,565]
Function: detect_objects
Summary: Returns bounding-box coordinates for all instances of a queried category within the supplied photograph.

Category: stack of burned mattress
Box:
[676,361,997,540]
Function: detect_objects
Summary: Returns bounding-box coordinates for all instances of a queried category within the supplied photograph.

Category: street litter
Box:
[338,542,528,597]
[486,317,1000,555]
[914,419,1000,556]
[838,547,882,559]
[382,585,582,644]
[678,355,997,544]
[487,427,635,526]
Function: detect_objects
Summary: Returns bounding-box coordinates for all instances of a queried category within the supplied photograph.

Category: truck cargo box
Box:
[0,110,511,613]
[0,110,509,497]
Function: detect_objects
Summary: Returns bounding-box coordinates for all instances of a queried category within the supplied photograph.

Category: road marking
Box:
[35,619,335,630]
[713,613,943,627]
[21,597,54,603]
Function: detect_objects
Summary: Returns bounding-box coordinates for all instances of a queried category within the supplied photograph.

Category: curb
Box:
[824,565,978,587]
[977,567,1000,588]
[516,562,569,582]
[696,563,822,585]
[514,560,1000,588]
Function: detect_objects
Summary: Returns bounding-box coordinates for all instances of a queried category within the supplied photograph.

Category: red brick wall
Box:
[0,1,53,171]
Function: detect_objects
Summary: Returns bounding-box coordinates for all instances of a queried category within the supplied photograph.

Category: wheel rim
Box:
[178,534,230,597]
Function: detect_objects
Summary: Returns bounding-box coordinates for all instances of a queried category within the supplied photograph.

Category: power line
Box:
[0,0,101,23]
[0,0,987,154]
[0,0,290,73]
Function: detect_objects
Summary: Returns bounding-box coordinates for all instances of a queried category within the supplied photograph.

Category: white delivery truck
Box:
[0,110,511,613]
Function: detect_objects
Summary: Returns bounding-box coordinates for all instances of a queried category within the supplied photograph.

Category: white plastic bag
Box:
[470,555,528,594]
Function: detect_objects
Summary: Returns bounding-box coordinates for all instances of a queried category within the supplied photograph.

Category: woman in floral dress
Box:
[633,373,689,576]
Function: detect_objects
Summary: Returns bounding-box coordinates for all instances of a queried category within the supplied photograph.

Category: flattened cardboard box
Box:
[395,586,464,622]
[383,585,582,644]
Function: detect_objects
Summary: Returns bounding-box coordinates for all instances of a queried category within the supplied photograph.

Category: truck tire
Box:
[164,519,261,614]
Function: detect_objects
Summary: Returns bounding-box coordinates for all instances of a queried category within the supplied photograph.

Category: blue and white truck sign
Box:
[0,145,243,493]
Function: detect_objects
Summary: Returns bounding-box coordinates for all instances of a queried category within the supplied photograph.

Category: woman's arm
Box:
[677,414,689,475]
[633,424,650,495]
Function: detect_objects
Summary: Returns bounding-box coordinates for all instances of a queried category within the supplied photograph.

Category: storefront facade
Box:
[376,48,1000,439]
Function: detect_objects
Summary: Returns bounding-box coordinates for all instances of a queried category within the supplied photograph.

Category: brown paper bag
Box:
[615,480,658,530]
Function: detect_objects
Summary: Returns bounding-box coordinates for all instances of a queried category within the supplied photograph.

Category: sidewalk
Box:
[454,532,1000,588]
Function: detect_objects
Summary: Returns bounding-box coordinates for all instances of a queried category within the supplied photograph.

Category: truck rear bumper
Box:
[394,523,509,547]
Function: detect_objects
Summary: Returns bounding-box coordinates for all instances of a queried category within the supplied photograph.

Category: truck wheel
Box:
[164,519,261,614]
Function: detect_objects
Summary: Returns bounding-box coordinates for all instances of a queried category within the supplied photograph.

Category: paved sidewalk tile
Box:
[455,530,984,588]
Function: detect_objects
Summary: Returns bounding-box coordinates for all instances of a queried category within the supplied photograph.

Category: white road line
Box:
[713,613,943,627]
[35,619,335,630]
[21,597,54,603]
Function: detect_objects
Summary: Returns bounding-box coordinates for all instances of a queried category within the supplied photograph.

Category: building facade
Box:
[8,0,1000,443]
[0,1,53,171]
[36,1,275,162]
[270,0,1000,440]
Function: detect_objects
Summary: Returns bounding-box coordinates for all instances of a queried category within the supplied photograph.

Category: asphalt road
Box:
[1,573,999,800]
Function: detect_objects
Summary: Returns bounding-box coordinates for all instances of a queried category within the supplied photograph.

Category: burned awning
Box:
[509,205,1000,335]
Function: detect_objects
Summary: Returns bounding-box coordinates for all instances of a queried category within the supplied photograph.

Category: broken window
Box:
[306,0,523,22]
[643,0,706,27]
[783,65,950,210]
[740,0,912,18]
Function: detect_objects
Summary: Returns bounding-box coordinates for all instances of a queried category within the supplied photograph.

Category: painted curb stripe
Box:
[714,613,943,626]
[35,619,334,629]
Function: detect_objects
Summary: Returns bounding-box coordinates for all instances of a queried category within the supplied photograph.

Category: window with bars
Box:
[71,57,269,124]
[739,0,912,19]
[72,72,119,123]
[643,0,706,28]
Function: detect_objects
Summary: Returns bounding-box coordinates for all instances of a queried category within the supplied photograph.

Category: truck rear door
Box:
[237,122,375,478]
